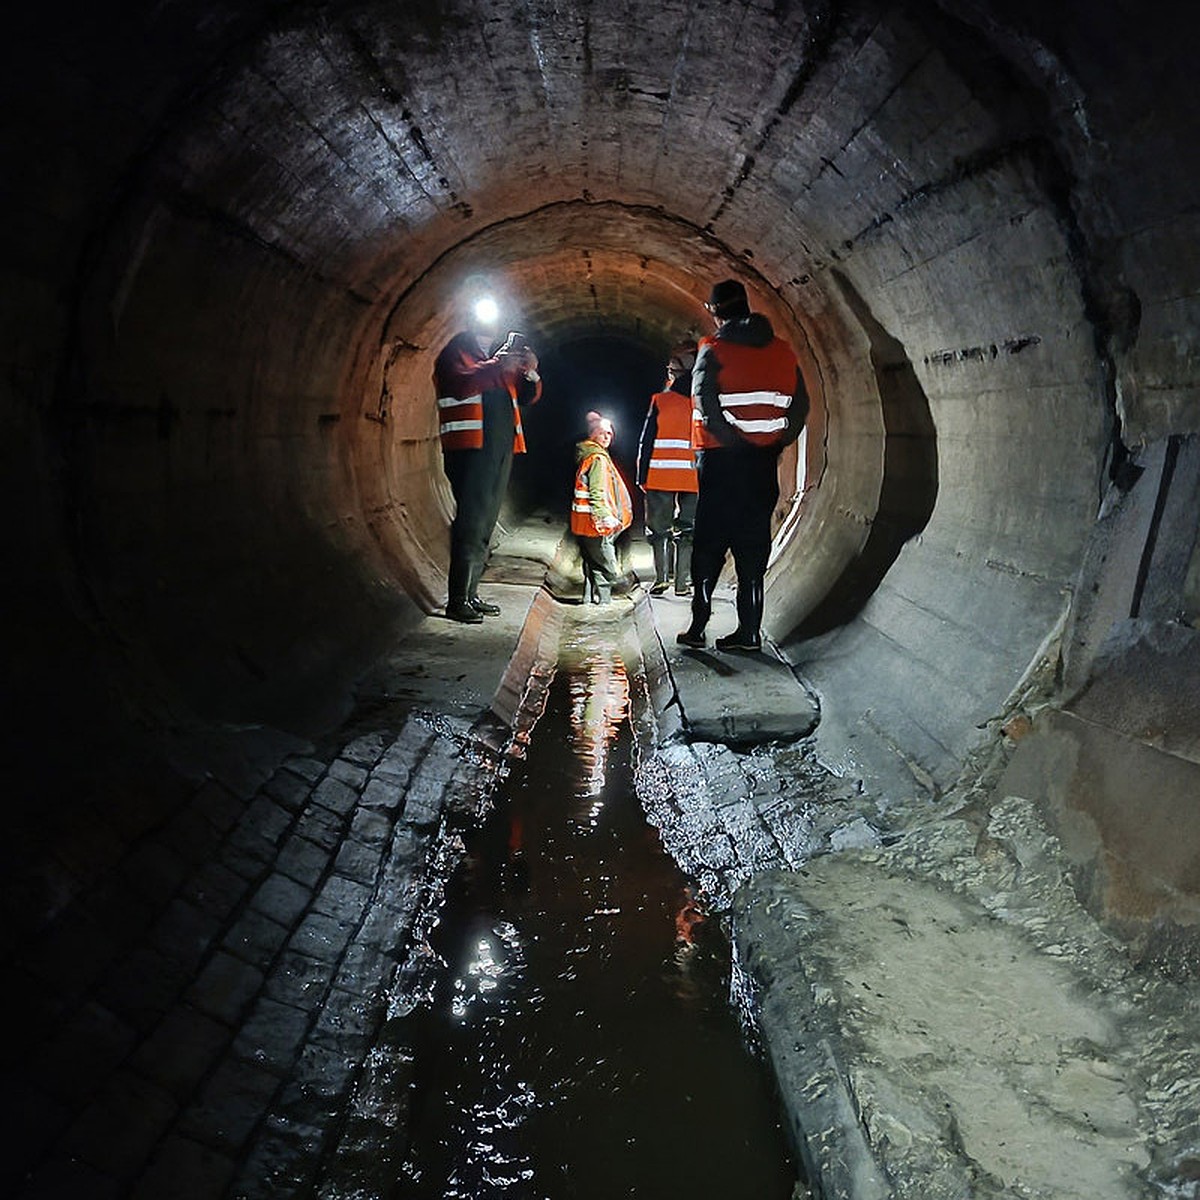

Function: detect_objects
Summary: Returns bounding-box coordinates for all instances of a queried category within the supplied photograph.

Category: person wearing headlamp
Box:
[433,301,541,623]
[676,279,808,652]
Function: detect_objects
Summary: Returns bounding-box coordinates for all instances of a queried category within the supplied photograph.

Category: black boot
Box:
[716,576,763,651]
[677,574,714,647]
[650,536,670,595]
[446,598,483,623]
[447,559,483,623]
[466,563,500,615]
[673,536,692,596]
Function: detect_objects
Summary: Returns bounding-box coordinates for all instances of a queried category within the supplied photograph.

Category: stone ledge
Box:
[735,854,1153,1200]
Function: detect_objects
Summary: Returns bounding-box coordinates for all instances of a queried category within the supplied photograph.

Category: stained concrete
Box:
[735,790,1200,1200]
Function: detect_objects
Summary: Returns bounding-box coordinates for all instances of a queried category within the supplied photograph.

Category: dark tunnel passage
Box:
[4,0,1200,1195]
[510,335,665,522]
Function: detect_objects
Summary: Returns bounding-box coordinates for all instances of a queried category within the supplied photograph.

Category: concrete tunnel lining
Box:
[6,0,1195,874]
[5,0,1200,1195]
[32,0,1113,768]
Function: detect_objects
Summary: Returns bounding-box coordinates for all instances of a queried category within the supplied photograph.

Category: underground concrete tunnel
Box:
[4,1,1200,1197]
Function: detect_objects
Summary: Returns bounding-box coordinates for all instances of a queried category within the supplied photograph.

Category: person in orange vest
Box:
[571,411,633,605]
[676,279,809,652]
[636,343,700,596]
[433,315,541,623]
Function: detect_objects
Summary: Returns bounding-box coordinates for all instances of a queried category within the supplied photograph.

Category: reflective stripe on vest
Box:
[644,392,699,492]
[437,394,483,450]
[437,391,526,453]
[571,452,633,536]
[697,336,798,448]
[717,389,792,437]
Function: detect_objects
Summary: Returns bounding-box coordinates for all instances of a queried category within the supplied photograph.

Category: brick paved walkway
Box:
[6,581,832,1200]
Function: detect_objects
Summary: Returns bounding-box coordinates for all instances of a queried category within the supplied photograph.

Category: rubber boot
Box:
[716,576,764,651]
[673,536,692,596]
[649,536,670,595]
[676,574,714,647]
[466,562,500,615]
[447,558,482,623]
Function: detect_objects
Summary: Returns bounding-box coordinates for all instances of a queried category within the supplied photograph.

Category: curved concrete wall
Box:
[4,1,1198,802]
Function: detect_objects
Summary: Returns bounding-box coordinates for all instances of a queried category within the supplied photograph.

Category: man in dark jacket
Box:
[636,342,699,595]
[433,313,541,623]
[676,279,808,652]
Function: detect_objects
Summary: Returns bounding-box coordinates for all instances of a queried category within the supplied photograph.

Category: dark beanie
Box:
[707,279,750,319]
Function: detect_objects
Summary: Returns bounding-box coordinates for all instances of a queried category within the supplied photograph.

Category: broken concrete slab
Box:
[999,708,1200,960]
[648,593,820,746]
[1066,618,1200,764]
[732,785,1200,1199]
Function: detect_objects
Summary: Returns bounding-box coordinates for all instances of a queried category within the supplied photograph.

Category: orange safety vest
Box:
[644,391,699,492]
[434,336,531,453]
[692,334,723,449]
[571,450,633,537]
[694,335,798,448]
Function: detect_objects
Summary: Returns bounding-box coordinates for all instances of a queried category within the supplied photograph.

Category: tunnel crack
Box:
[705,0,846,230]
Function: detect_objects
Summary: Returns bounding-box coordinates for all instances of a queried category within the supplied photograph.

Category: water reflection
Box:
[567,654,630,814]
[399,657,793,1200]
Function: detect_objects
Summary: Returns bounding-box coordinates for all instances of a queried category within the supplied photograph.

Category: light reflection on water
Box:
[567,653,629,816]
[399,654,794,1200]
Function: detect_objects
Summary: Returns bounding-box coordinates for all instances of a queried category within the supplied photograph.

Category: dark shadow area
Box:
[789,270,939,640]
[511,335,665,526]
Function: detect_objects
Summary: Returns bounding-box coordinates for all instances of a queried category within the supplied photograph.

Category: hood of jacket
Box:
[715,312,775,348]
[575,437,610,465]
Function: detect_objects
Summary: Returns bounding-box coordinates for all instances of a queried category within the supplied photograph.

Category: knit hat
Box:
[586,411,614,437]
[706,279,750,319]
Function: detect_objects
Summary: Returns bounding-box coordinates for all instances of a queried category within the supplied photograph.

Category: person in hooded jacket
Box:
[676,279,808,652]
[571,411,633,605]
[636,342,699,595]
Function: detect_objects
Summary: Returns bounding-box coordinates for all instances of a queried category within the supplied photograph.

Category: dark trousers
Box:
[577,534,619,603]
[643,489,698,545]
[690,447,779,622]
[441,389,516,601]
[442,441,513,602]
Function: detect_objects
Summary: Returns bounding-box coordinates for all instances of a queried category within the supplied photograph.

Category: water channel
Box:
[397,645,797,1198]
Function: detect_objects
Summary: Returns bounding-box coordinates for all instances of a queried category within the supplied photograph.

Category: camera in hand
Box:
[500,331,526,353]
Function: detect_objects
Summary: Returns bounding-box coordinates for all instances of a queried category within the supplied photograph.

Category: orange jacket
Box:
[571,443,633,537]
[433,332,541,453]
[640,390,699,492]
[691,334,723,449]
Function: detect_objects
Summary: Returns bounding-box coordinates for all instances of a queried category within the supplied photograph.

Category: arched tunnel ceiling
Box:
[5,0,1200,783]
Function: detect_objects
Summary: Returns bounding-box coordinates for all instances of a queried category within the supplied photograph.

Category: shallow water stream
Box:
[398,654,796,1198]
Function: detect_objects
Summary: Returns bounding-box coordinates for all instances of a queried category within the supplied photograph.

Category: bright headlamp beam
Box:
[473,297,500,326]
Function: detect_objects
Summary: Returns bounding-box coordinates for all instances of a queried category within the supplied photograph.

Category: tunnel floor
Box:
[8,518,1200,1199]
[394,658,796,1199]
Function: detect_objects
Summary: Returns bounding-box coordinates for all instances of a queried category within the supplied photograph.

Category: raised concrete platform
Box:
[646,590,820,747]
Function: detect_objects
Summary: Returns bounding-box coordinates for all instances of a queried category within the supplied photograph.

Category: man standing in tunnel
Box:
[434,311,542,623]
[677,279,808,652]
[636,342,699,595]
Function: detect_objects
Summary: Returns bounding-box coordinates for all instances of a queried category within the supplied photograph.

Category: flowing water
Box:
[398,653,796,1198]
